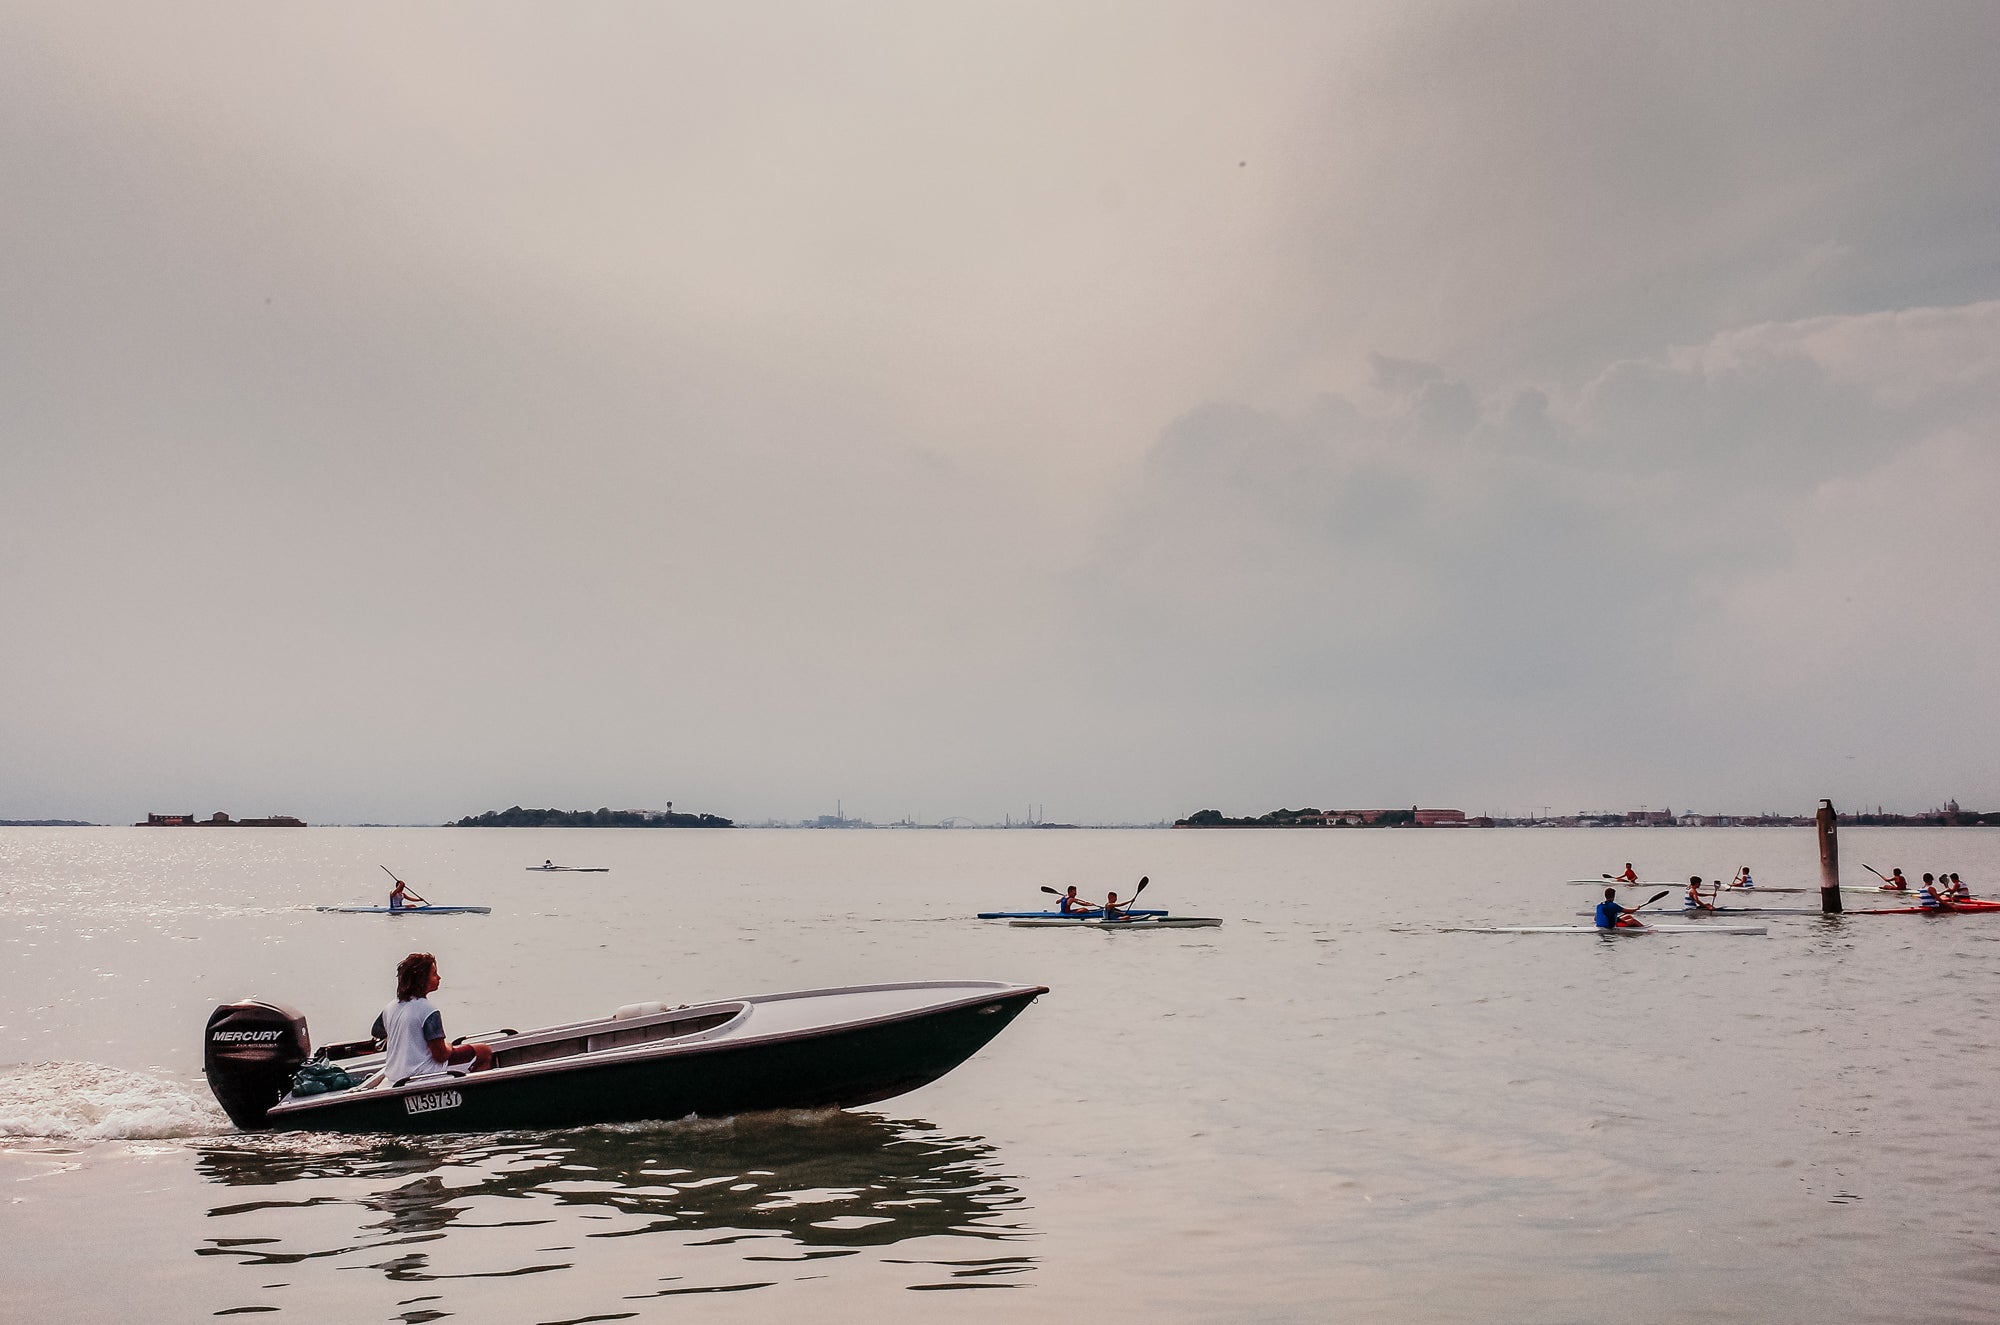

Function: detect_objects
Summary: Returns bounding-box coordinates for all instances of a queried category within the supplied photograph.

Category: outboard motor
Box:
[204,999,310,1130]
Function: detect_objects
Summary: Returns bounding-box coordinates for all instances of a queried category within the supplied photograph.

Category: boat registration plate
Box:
[405,1089,463,1115]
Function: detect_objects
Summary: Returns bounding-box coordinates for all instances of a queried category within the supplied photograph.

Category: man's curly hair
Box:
[395,952,435,1002]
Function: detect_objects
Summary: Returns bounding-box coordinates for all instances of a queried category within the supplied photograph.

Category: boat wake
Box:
[0,1061,229,1141]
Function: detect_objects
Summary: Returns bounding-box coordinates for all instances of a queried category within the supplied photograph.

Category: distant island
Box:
[0,818,96,826]
[1177,807,1474,828]
[1176,803,1996,828]
[136,811,307,827]
[454,806,734,828]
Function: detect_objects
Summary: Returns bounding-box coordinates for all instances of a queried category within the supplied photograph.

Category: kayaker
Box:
[1883,868,1910,891]
[1102,890,1129,921]
[1615,863,1638,884]
[388,876,428,911]
[1918,874,1945,910]
[1730,866,1754,889]
[1947,872,1971,899]
[1683,876,1715,912]
[372,952,492,1081]
[1595,887,1642,929]
[1055,885,1094,915]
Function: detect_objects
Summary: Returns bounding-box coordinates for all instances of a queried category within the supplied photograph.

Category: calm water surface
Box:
[4,826,1998,1322]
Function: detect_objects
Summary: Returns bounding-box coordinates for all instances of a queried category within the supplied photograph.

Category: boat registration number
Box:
[404,1089,463,1115]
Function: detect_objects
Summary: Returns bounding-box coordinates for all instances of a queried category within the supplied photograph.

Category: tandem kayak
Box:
[316,905,493,915]
[976,909,1169,920]
[204,979,1047,1134]
[1847,900,2000,915]
[1450,924,1767,935]
[1007,916,1222,929]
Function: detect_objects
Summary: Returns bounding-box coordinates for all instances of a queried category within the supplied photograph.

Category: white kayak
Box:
[1577,908,1809,917]
[1007,916,1223,929]
[1450,924,1766,935]
[1566,879,1681,886]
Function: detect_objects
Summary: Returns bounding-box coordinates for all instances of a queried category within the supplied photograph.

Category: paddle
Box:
[1104,876,1150,920]
[380,864,430,908]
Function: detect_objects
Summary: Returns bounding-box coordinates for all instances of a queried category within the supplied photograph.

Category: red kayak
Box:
[1849,899,2000,915]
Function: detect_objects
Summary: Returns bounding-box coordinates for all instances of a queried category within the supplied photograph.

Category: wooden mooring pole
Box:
[1816,798,1843,914]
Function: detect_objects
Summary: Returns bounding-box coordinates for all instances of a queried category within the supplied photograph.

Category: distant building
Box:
[1325,808,1465,826]
[135,810,306,827]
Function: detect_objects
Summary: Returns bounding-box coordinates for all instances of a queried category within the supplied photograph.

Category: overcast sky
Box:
[4,2,1997,824]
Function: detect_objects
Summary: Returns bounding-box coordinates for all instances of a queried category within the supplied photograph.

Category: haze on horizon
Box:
[4,3,1998,827]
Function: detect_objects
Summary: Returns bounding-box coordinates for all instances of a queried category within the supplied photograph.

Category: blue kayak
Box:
[977,909,1168,920]
[316,905,493,915]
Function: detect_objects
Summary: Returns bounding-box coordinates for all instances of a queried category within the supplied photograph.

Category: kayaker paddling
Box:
[1947,873,1971,900]
[386,871,429,912]
[1055,885,1091,915]
[1613,863,1639,884]
[1878,867,1910,892]
[1596,887,1644,929]
[1730,866,1754,890]
[1918,874,1946,910]
[1683,876,1716,912]
[370,952,492,1083]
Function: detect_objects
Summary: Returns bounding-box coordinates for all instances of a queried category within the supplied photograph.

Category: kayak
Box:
[526,866,609,872]
[1718,886,1809,894]
[977,909,1168,920]
[1007,917,1223,929]
[316,905,493,915]
[1566,879,1680,886]
[1848,900,2000,915]
[1450,924,1766,935]
[1578,907,1813,917]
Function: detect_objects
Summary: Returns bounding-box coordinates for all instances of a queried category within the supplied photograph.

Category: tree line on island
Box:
[454,806,734,828]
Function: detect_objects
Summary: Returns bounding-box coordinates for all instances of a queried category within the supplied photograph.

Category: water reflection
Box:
[192,1110,1035,1303]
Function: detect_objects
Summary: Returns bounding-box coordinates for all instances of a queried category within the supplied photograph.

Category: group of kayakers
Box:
[1911,871,1971,908]
[1868,867,1970,907]
[1052,885,1137,919]
[1596,864,1980,924]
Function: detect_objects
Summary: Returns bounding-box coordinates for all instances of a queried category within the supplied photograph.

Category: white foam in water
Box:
[0,1062,230,1140]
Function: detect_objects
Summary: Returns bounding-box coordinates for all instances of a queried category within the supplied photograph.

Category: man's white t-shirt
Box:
[371,996,452,1085]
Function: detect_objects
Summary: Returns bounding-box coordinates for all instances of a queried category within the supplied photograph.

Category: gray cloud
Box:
[2,5,1997,822]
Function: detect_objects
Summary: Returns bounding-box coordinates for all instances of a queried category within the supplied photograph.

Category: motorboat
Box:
[204,980,1046,1134]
